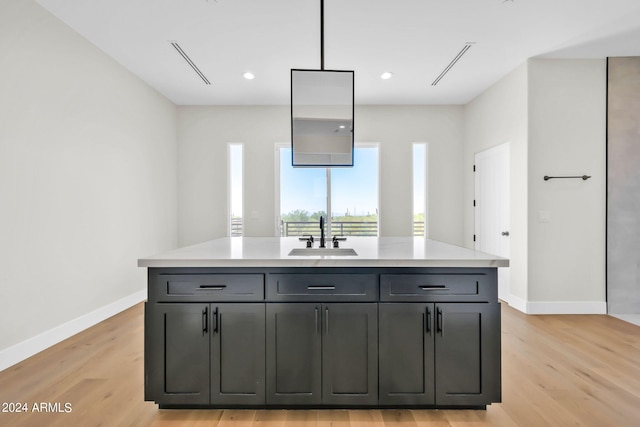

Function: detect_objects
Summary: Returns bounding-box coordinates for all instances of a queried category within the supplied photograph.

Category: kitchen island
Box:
[139,237,508,409]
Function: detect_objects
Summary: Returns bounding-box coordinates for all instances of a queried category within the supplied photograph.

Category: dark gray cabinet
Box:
[434,302,501,406]
[266,303,378,406]
[145,302,265,407]
[322,303,378,405]
[266,303,321,405]
[211,303,265,405]
[145,267,501,409]
[379,302,501,407]
[379,303,435,405]
[145,303,210,405]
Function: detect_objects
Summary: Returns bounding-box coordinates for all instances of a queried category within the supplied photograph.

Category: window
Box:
[413,143,428,236]
[330,146,379,237]
[228,143,243,236]
[277,144,379,238]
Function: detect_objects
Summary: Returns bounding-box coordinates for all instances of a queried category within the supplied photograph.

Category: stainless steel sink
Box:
[288,248,358,256]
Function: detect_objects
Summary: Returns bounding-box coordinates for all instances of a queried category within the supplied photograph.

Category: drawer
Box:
[150,274,264,302]
[380,273,493,302]
[266,274,378,301]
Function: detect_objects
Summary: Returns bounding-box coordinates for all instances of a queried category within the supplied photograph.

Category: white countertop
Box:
[138,237,509,268]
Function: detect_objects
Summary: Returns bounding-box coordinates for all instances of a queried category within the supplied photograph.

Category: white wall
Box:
[0,0,177,361]
[177,106,288,244]
[463,63,529,304]
[464,64,529,300]
[177,105,465,246]
[527,59,606,312]
[357,106,464,243]
[464,59,607,314]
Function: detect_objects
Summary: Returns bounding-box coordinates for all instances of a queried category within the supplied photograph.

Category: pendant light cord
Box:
[320,0,324,70]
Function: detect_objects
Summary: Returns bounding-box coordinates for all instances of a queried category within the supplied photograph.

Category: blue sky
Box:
[280,147,379,217]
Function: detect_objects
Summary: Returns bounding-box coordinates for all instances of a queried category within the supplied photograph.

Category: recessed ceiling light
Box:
[380,72,393,80]
[243,72,255,80]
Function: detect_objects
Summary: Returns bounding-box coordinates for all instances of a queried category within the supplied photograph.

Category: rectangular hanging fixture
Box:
[290,0,355,168]
[431,43,474,86]
[170,42,211,85]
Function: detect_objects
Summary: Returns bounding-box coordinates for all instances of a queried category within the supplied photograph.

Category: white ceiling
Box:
[36,0,640,105]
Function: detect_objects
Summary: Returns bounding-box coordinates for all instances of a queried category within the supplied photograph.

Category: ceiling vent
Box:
[431,43,474,86]
[170,42,211,85]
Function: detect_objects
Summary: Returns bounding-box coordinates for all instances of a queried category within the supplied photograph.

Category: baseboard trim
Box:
[526,301,607,315]
[0,289,146,372]
[503,296,607,315]
[504,294,528,313]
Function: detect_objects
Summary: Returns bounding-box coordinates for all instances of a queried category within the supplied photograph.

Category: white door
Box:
[474,143,510,301]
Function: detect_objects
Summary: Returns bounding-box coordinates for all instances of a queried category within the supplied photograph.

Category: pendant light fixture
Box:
[290,0,355,167]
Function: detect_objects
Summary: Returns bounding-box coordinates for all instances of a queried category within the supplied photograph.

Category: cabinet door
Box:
[378,303,435,405]
[211,304,265,405]
[434,302,501,406]
[322,303,378,405]
[266,303,322,405]
[145,303,210,405]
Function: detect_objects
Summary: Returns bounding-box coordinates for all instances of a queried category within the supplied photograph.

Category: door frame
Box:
[474,142,510,301]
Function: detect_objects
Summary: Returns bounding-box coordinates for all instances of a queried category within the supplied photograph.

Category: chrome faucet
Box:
[319,216,326,248]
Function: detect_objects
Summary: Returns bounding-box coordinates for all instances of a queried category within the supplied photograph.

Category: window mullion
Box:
[326,167,332,239]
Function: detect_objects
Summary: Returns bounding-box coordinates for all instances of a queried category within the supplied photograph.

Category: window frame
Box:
[227,142,244,237]
[274,142,380,238]
[412,142,429,237]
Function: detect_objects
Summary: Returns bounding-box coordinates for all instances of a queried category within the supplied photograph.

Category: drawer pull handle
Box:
[420,285,450,291]
[199,285,227,290]
[307,286,336,290]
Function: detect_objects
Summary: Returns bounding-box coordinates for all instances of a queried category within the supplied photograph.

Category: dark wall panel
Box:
[607,57,640,314]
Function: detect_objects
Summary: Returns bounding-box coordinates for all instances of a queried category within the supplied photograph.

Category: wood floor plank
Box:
[379,409,418,426]
[317,409,350,427]
[409,409,450,426]
[502,311,640,426]
[217,409,257,426]
[252,409,288,426]
[348,409,385,426]
[1,302,639,426]
[285,409,318,426]
[479,405,518,427]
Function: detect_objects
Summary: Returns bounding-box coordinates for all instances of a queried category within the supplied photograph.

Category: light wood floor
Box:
[1,303,639,427]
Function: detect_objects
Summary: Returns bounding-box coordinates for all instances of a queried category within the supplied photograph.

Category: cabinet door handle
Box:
[213,307,219,333]
[202,307,208,334]
[325,307,329,334]
[315,307,320,335]
[425,307,431,334]
[419,285,450,291]
[307,285,336,290]
[436,308,443,336]
[199,285,227,290]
